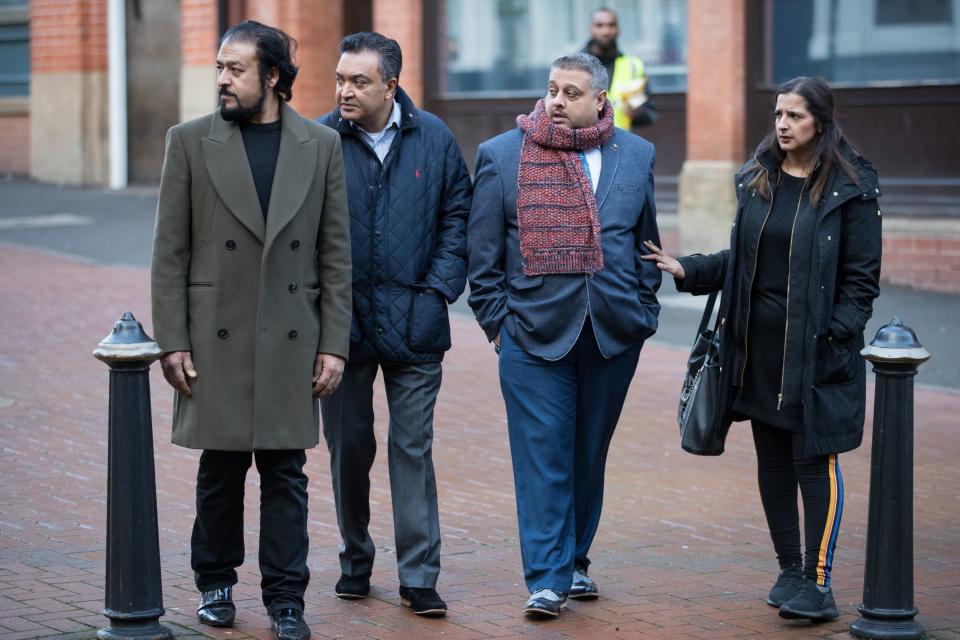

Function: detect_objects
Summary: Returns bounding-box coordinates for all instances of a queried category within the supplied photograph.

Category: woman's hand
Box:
[641,240,685,279]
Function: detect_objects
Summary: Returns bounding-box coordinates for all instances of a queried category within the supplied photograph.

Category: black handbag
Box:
[677,291,729,455]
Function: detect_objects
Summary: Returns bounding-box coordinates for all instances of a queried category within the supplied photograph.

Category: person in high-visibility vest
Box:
[582,7,656,130]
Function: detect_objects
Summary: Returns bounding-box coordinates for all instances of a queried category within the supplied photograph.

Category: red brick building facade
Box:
[1,0,958,292]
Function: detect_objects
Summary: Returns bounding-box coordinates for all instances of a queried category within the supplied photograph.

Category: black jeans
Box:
[191,449,309,613]
[751,422,844,587]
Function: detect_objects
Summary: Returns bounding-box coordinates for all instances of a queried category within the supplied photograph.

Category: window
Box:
[0,0,28,97]
[438,0,687,97]
[772,0,960,86]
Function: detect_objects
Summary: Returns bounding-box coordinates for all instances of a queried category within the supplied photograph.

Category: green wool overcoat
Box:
[151,102,352,451]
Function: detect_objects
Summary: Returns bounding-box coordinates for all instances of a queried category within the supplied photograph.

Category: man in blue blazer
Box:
[467,52,661,618]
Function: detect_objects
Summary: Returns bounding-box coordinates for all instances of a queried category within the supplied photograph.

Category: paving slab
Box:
[0,243,958,639]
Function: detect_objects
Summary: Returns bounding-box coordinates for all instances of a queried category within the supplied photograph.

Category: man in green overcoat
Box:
[150,21,351,640]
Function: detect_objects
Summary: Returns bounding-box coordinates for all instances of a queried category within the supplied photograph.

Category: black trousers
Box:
[191,449,309,613]
[751,422,844,587]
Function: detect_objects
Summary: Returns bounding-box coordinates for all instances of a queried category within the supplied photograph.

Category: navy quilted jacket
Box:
[318,88,472,363]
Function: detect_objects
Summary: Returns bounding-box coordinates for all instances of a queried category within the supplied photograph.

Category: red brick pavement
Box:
[1,242,958,639]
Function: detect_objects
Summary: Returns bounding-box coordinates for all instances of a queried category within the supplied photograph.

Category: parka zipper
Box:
[739,179,778,387]
[777,175,809,410]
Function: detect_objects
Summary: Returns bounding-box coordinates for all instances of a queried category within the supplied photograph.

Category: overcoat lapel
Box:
[201,113,266,243]
[596,138,620,209]
[265,102,318,248]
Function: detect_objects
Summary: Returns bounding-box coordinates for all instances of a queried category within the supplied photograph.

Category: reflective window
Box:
[439,0,687,97]
[772,0,960,86]
[0,0,28,97]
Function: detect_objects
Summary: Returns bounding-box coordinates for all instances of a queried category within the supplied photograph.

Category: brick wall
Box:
[30,0,106,73]
[881,233,960,293]
[29,0,109,185]
[0,114,30,175]
[181,0,217,68]
[374,0,422,106]
[685,0,746,162]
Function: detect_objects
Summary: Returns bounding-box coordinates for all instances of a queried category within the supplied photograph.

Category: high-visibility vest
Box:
[609,55,646,130]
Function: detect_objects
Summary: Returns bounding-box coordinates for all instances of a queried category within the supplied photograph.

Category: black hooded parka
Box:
[677,146,882,456]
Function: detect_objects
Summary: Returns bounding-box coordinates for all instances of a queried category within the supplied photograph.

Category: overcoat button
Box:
[291,240,300,250]
[225,240,236,250]
[827,235,832,241]
[288,330,298,340]
[288,283,298,293]
[833,191,839,196]
[217,328,229,339]
[377,328,384,334]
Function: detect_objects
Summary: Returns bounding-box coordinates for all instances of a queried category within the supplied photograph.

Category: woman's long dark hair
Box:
[745,76,860,205]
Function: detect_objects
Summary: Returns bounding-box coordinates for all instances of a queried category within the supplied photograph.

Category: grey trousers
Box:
[319,360,443,588]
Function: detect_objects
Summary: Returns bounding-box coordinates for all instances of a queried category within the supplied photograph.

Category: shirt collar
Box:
[353,99,402,137]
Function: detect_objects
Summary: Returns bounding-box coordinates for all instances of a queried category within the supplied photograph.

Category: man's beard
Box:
[220,79,268,122]
[589,38,619,59]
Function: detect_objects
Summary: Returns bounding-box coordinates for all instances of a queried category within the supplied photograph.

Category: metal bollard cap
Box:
[93,311,163,363]
[860,316,931,364]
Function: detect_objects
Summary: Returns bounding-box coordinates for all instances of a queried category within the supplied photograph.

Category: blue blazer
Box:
[467,127,661,360]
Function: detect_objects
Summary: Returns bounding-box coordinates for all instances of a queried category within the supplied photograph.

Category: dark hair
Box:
[552,52,608,94]
[591,6,618,22]
[339,32,402,83]
[746,76,859,205]
[221,21,299,102]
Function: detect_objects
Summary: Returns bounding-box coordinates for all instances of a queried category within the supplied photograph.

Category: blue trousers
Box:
[498,320,641,593]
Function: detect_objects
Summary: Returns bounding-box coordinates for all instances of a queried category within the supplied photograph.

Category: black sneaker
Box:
[523,589,568,618]
[779,580,839,621]
[196,586,235,627]
[569,565,599,600]
[399,586,447,617]
[269,607,311,640]
[334,573,370,600]
[766,566,803,607]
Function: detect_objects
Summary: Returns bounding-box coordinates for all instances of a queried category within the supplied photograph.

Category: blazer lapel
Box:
[595,137,620,209]
[201,114,266,243]
[264,102,318,248]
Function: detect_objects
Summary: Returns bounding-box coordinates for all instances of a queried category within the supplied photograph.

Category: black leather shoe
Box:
[334,573,370,599]
[197,586,235,627]
[270,607,311,640]
[399,586,447,616]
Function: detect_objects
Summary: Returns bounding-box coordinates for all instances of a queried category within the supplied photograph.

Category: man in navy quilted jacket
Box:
[317,32,471,617]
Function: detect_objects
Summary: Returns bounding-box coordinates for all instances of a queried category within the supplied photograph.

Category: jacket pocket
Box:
[508,274,544,291]
[815,334,856,385]
[407,289,451,352]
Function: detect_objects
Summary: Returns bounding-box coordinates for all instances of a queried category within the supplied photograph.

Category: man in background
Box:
[584,6,656,129]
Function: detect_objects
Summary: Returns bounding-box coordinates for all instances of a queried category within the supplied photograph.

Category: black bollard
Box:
[850,317,929,640]
[93,312,173,640]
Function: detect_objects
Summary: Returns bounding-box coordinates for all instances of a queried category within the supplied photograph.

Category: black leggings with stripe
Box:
[752,421,844,586]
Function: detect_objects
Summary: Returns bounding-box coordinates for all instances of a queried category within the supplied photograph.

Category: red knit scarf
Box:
[515,98,614,276]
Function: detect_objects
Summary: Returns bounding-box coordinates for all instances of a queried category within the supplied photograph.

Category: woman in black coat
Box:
[643,76,882,621]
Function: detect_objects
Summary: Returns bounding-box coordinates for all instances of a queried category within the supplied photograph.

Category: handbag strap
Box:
[695,291,720,338]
